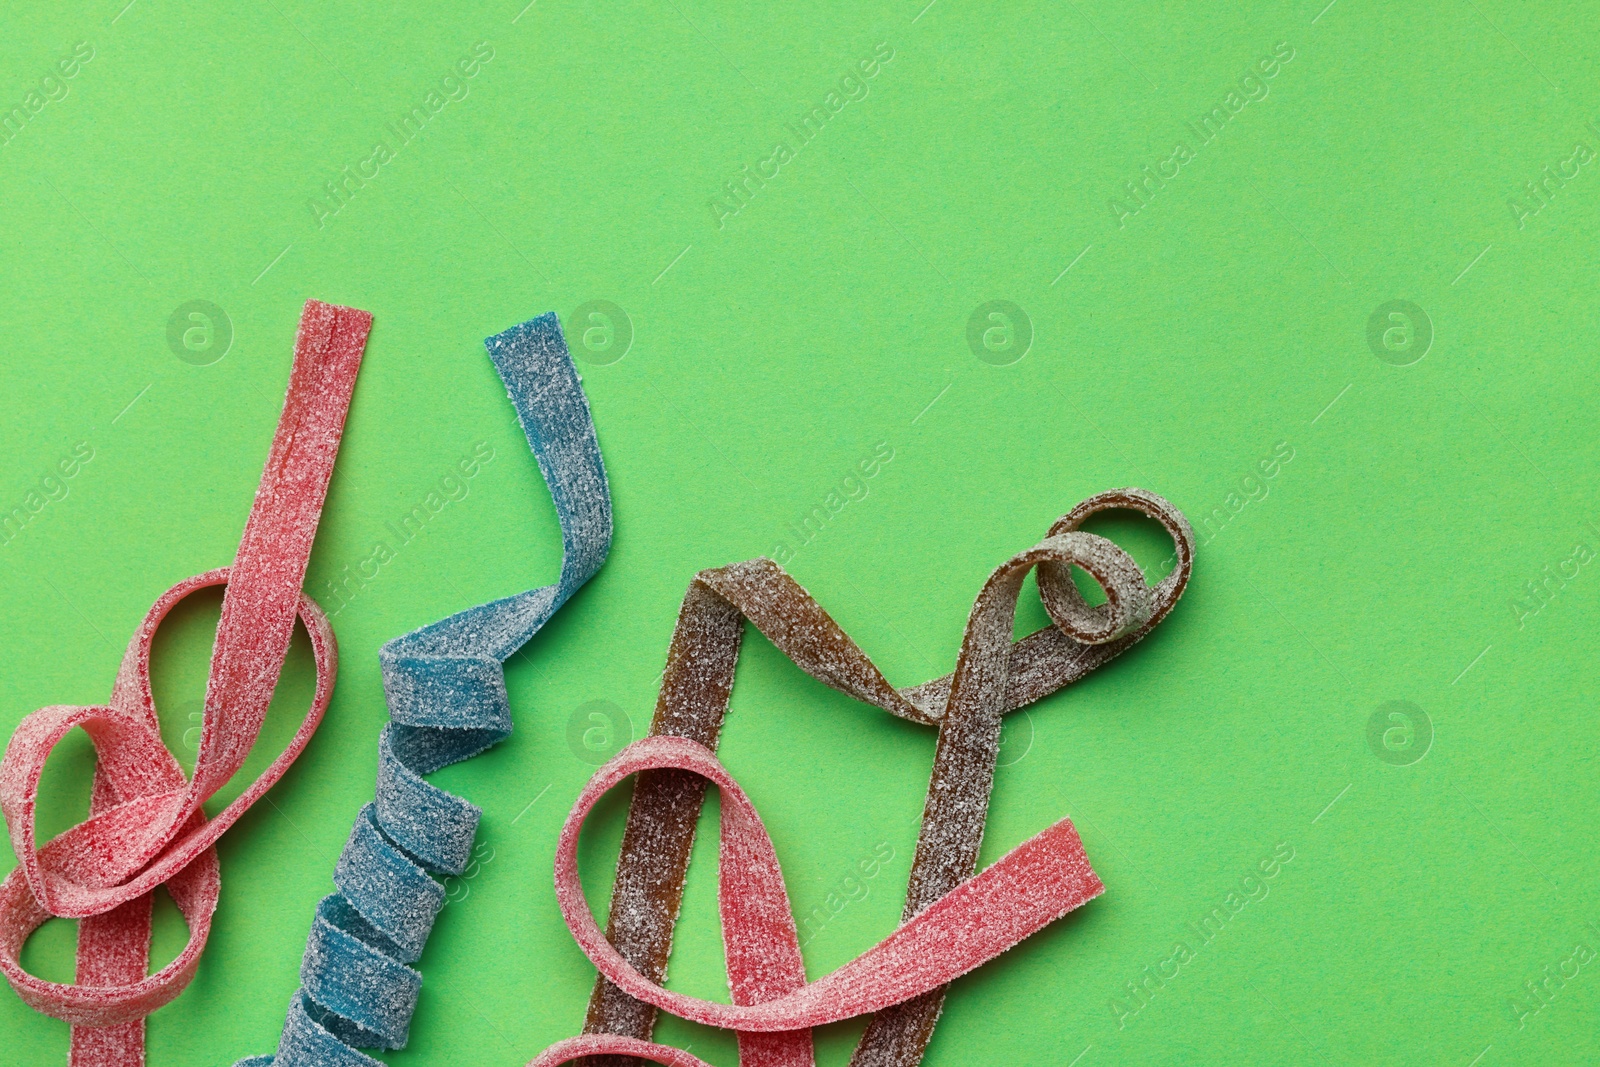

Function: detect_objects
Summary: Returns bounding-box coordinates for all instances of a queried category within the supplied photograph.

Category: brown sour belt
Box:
[580,487,1194,1067]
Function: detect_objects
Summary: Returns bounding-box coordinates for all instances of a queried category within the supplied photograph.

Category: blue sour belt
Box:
[237,313,612,1066]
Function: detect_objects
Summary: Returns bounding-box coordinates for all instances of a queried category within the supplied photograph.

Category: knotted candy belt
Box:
[237,313,612,1066]
[548,488,1194,1067]
[0,300,372,1067]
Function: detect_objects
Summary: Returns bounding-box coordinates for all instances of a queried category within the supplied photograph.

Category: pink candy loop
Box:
[1,571,337,920]
[0,300,370,1065]
[550,736,1103,1054]
[0,844,218,1028]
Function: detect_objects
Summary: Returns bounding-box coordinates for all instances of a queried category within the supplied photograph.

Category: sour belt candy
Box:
[565,488,1193,1067]
[0,300,372,1067]
[237,312,611,1066]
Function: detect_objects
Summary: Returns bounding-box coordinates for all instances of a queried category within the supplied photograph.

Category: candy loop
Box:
[0,841,217,1029]
[1031,531,1151,644]
[555,735,1103,1036]
[0,300,371,1066]
[1043,486,1192,640]
[242,312,613,1067]
[3,571,337,920]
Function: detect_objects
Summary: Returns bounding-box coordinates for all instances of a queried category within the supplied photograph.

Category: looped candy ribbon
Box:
[237,313,612,1067]
[0,300,372,1067]
[569,488,1195,1067]
[537,734,1103,1067]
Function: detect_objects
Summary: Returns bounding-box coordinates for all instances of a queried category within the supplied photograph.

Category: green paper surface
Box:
[3,2,1598,1064]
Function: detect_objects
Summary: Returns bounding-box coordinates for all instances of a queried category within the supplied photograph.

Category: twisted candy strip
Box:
[239,313,611,1067]
[573,489,1194,1067]
[0,300,372,1067]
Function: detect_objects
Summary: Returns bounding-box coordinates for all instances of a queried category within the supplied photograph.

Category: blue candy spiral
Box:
[237,313,612,1066]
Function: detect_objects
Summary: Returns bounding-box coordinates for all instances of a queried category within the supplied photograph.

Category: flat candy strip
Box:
[579,489,1194,1067]
[0,300,371,1067]
[238,313,612,1066]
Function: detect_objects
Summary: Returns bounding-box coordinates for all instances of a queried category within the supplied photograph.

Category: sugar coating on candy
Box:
[575,488,1194,1067]
[238,312,612,1066]
[0,300,372,1066]
[300,908,421,1047]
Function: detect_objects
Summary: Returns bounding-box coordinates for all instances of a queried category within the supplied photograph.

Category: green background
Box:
[2,1,1598,1064]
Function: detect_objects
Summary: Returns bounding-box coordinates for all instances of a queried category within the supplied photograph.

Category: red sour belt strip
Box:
[552,736,1103,1046]
[0,301,370,1055]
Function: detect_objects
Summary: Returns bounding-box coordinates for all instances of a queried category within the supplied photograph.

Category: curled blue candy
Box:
[236,313,612,1066]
